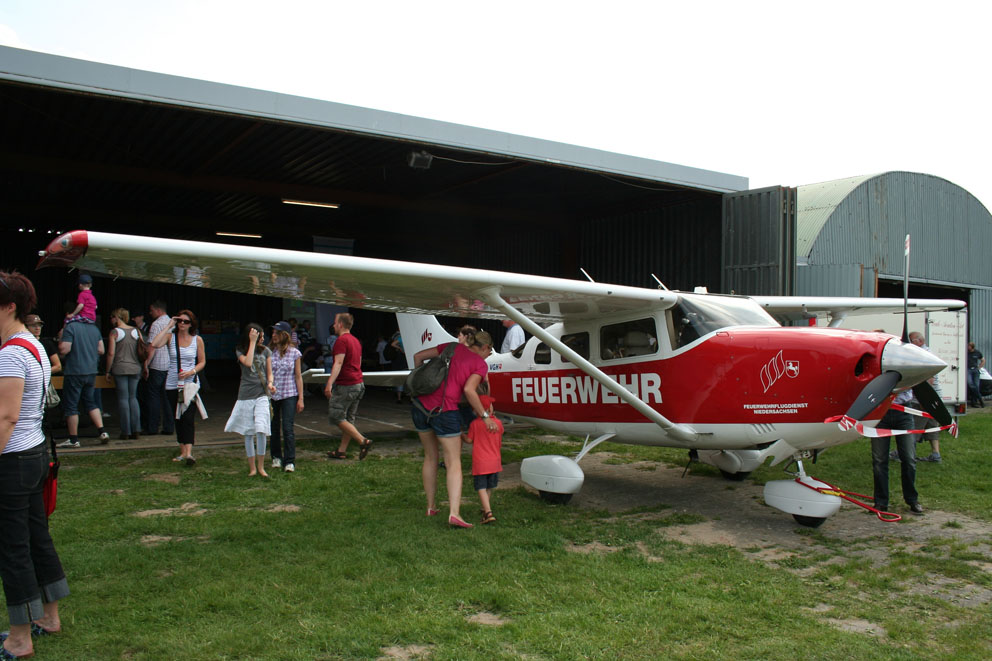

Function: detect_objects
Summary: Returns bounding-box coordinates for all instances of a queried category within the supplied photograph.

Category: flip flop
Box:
[359,439,373,460]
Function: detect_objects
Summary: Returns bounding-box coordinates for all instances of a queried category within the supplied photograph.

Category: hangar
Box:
[2,46,989,359]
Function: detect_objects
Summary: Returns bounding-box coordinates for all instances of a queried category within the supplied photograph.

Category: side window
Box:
[600,318,658,360]
[560,332,589,363]
[535,342,552,365]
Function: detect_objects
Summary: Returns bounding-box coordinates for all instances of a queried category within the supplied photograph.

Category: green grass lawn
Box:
[31,413,992,660]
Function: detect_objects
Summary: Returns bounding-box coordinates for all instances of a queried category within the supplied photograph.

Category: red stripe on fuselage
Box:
[488,327,890,425]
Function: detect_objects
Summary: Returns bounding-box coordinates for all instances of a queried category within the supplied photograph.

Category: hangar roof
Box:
[0,46,746,248]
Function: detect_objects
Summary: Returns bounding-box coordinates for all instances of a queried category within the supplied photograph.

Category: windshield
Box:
[668,295,778,349]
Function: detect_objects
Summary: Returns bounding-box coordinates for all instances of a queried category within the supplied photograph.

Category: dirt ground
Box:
[496,437,992,609]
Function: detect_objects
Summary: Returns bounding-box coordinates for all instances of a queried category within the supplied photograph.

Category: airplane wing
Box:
[38,231,678,323]
[752,295,966,325]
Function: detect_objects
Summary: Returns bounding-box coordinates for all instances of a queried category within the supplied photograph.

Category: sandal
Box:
[359,439,373,460]
[426,508,440,516]
[481,511,496,524]
[327,450,347,460]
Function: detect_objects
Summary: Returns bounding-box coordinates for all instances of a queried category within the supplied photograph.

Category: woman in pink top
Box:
[411,329,498,528]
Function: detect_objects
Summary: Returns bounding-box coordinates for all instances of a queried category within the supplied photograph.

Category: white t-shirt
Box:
[501,323,525,353]
[0,332,51,453]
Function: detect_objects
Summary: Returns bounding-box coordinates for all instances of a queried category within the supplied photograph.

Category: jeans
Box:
[147,368,174,434]
[0,447,69,625]
[871,409,918,509]
[270,397,297,464]
[113,373,141,436]
[967,367,982,403]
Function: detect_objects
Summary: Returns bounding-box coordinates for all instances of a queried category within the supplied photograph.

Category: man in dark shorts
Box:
[324,313,372,460]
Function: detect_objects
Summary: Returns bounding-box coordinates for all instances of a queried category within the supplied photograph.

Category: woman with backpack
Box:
[105,307,144,440]
[410,329,497,529]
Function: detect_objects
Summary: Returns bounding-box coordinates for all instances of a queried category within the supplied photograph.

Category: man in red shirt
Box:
[324,313,372,460]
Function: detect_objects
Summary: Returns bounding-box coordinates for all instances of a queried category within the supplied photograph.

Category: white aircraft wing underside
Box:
[39,231,679,323]
[753,295,965,323]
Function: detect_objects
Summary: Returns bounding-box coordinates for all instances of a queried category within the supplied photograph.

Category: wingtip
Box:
[36,230,88,270]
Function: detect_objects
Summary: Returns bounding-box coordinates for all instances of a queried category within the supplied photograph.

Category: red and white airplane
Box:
[38,230,963,526]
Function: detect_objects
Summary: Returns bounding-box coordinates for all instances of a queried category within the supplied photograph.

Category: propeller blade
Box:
[846,371,901,420]
[912,380,952,426]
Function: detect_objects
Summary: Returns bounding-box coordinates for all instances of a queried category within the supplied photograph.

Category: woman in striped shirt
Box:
[0,271,68,659]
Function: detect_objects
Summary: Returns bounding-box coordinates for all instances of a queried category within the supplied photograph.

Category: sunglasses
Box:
[176,319,192,325]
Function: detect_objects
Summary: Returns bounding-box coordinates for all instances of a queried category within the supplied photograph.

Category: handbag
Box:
[45,380,61,409]
[1,337,59,516]
[406,343,457,419]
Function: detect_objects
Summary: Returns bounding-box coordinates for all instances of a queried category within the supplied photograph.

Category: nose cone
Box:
[880,340,947,389]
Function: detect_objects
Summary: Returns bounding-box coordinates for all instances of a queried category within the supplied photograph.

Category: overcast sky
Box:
[3,0,990,211]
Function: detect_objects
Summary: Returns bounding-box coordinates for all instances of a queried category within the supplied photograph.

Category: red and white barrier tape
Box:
[824,414,959,438]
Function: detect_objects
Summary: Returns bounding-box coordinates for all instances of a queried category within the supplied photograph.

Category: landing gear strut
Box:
[763,457,841,528]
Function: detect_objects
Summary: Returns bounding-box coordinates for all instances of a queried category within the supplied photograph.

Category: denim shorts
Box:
[411,405,461,438]
[473,472,500,490]
[328,383,365,424]
[61,374,97,417]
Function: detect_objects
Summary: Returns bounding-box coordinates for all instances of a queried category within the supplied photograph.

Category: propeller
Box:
[913,380,952,426]
[901,234,910,343]
[845,371,901,420]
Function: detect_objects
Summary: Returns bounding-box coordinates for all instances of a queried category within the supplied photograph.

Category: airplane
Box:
[37,230,963,527]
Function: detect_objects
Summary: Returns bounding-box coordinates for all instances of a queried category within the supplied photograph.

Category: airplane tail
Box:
[396,313,457,367]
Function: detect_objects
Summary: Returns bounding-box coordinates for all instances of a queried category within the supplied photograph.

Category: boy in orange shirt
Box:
[466,395,504,524]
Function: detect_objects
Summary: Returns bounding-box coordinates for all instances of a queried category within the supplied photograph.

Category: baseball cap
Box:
[25,314,43,326]
[78,273,93,284]
[272,321,292,334]
[479,395,496,410]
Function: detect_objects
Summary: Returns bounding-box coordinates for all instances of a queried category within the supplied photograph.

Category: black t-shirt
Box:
[968,349,983,370]
[40,337,58,363]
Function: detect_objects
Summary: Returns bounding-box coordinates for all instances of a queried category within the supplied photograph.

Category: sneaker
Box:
[98,432,110,444]
[102,412,111,418]
[922,453,942,463]
[888,450,900,462]
[284,463,295,473]
[185,456,196,467]
[172,456,185,462]
[272,458,282,468]
[57,439,80,448]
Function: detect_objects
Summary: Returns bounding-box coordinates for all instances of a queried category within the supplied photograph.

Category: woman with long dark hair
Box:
[0,271,68,659]
[224,323,275,477]
[150,309,206,465]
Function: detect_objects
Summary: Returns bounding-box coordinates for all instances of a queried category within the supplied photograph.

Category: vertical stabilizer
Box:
[396,314,457,367]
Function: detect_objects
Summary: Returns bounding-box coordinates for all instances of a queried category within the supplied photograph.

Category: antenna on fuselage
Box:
[579,268,596,283]
[650,274,669,290]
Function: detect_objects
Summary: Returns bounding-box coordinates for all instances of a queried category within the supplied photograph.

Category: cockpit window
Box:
[667,296,777,349]
[560,332,589,363]
[600,319,658,360]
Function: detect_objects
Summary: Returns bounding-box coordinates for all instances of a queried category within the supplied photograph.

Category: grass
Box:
[29,413,992,660]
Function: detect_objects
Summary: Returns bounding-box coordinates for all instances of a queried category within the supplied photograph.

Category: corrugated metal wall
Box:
[579,197,722,291]
[795,264,874,297]
[970,289,992,352]
[721,186,796,295]
[798,171,992,355]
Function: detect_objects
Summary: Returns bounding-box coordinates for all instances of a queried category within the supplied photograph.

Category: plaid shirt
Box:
[270,346,302,400]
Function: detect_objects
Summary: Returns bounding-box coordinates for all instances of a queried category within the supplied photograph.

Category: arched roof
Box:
[796,171,992,287]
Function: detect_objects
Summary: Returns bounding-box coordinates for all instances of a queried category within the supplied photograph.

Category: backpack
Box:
[405,343,457,399]
[383,342,398,362]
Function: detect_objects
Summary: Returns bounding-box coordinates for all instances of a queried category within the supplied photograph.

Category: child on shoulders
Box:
[65,273,97,324]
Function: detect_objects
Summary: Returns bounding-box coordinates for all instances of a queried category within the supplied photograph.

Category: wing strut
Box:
[477,287,699,444]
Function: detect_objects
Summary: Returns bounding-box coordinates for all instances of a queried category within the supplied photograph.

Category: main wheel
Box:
[719,470,751,481]
[793,514,826,528]
[539,490,573,505]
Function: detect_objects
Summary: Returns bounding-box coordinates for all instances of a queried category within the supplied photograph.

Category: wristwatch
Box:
[481,412,490,419]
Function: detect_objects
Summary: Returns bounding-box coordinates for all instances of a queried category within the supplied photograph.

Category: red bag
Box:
[2,337,59,517]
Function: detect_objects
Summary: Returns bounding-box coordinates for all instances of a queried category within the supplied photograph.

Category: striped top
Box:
[0,332,51,453]
[165,335,201,390]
